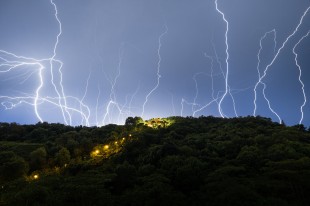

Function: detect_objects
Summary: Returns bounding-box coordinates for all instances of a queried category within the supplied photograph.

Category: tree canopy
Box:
[0,116,310,205]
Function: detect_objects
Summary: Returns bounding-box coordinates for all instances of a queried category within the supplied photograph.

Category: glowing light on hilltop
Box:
[142,117,174,129]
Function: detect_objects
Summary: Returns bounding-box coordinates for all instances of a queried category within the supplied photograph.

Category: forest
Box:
[0,116,310,206]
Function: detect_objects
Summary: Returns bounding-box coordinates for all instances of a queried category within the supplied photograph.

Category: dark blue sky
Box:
[0,0,309,126]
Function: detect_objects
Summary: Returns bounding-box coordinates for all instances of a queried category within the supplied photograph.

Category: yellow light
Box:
[129,134,132,137]
[115,141,118,144]
[95,149,100,154]
[33,174,39,179]
[104,145,109,150]
[122,137,125,140]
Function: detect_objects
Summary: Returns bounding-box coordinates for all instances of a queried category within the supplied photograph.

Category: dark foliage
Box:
[0,116,310,206]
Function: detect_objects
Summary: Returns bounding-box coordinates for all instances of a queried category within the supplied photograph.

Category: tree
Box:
[28,128,48,142]
[55,147,71,167]
[125,117,135,126]
[30,147,47,171]
[125,116,143,127]
[292,124,306,132]
[0,151,29,182]
[237,145,262,168]
[12,185,52,206]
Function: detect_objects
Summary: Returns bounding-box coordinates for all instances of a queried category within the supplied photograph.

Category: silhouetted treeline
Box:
[1,116,310,206]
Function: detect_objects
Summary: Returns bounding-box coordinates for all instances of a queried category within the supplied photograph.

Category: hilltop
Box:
[1,116,310,206]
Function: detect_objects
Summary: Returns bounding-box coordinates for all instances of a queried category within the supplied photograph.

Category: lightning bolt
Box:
[141,24,168,117]
[127,84,140,116]
[79,71,92,126]
[1,1,309,127]
[101,46,124,125]
[189,49,235,118]
[213,2,239,118]
[215,0,309,123]
[191,72,203,114]
[49,0,72,125]
[253,29,277,117]
[214,0,231,118]
[95,85,101,126]
[256,6,310,123]
[180,98,187,117]
[293,31,310,124]
[204,53,216,100]
[0,0,91,126]
[184,70,219,118]
[211,40,238,117]
[0,50,46,122]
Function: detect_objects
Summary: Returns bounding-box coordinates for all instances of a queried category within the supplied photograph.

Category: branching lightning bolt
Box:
[0,50,46,122]
[0,0,91,125]
[1,1,309,126]
[256,6,310,123]
[191,72,216,117]
[127,84,140,116]
[293,31,310,124]
[253,29,277,117]
[184,53,220,117]
[214,0,230,118]
[141,24,168,117]
[79,71,91,126]
[211,40,238,117]
[191,72,202,114]
[204,53,216,100]
[101,46,124,125]
[49,0,71,125]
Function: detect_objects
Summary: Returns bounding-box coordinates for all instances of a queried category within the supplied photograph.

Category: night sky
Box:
[0,0,309,126]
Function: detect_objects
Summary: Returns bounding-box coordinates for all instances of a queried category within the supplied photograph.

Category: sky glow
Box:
[0,0,309,126]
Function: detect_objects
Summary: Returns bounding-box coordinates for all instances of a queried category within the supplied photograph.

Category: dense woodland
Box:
[0,116,310,206]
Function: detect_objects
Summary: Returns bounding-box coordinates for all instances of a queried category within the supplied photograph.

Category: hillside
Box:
[1,116,310,206]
